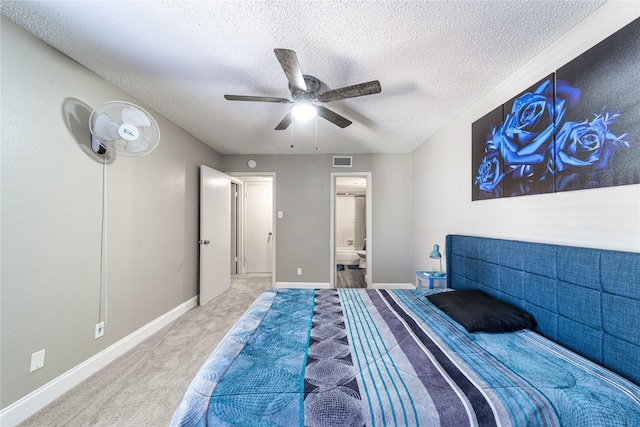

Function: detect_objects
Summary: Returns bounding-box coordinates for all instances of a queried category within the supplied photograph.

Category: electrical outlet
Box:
[30,349,45,373]
[297,267,302,276]
[95,322,105,339]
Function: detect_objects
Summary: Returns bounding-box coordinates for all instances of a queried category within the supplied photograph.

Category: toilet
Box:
[356,250,367,269]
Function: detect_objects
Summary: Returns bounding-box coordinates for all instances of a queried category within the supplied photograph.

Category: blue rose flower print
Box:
[474,76,634,197]
[475,150,503,194]
[555,110,629,172]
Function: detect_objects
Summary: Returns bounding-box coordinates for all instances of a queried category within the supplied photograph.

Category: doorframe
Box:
[230,177,244,275]
[228,172,276,289]
[330,172,372,288]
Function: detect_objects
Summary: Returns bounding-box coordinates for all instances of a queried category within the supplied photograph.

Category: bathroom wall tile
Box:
[336,195,366,249]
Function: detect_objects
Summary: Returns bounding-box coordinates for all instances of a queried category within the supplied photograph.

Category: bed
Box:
[172,235,640,426]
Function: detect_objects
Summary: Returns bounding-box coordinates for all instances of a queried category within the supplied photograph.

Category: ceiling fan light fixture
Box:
[291,103,317,121]
[224,49,379,129]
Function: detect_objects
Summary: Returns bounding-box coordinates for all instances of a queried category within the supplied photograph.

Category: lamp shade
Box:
[429,244,441,259]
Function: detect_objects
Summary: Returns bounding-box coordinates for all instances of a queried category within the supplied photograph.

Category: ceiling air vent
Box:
[333,156,352,167]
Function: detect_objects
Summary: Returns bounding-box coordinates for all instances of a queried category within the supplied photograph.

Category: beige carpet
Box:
[20,273,272,427]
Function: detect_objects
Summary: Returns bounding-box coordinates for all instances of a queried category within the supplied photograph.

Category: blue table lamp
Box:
[429,244,444,276]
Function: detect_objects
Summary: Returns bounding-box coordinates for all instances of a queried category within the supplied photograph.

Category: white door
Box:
[246,181,273,273]
[199,166,231,306]
[230,182,239,275]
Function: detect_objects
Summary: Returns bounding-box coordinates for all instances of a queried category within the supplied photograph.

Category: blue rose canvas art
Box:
[498,75,571,196]
[554,17,640,192]
[472,17,639,200]
[473,75,572,199]
[472,105,504,200]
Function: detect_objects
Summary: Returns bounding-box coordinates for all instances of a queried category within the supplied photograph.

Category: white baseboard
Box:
[275,282,330,289]
[372,283,415,289]
[0,296,198,427]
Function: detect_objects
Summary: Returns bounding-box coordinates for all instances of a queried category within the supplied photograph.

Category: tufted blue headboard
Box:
[445,234,640,385]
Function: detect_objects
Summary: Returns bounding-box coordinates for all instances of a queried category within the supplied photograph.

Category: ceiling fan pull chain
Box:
[290,117,294,148]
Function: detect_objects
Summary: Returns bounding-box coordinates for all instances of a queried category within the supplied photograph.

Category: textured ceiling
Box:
[2,1,607,155]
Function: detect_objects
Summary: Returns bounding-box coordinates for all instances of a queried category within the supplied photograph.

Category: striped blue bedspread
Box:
[171,288,640,426]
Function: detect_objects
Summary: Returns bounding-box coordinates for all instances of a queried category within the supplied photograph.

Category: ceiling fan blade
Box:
[274,49,307,92]
[317,106,352,128]
[224,95,291,103]
[275,112,293,130]
[317,80,381,103]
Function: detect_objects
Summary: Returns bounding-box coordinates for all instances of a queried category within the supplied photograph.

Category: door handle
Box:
[199,239,210,245]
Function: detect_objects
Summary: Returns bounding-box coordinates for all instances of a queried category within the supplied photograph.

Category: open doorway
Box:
[330,172,372,288]
[229,173,276,289]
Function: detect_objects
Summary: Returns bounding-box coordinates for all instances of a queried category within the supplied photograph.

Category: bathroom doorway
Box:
[330,172,372,288]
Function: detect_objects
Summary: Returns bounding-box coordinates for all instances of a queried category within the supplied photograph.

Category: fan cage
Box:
[89,101,160,157]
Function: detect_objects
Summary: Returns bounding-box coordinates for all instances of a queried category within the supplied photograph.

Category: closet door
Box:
[245,181,273,273]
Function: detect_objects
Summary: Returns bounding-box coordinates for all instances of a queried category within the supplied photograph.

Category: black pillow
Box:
[427,289,536,333]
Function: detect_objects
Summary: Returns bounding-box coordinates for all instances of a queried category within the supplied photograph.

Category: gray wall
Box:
[222,154,413,284]
[1,18,222,409]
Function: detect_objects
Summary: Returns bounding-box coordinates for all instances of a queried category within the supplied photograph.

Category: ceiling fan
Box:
[224,49,381,130]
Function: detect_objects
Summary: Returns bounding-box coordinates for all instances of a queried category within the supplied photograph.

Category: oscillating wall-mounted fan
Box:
[88,101,161,339]
[89,101,160,156]
[224,48,381,130]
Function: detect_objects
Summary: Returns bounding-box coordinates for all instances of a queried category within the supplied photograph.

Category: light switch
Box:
[278,211,283,219]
